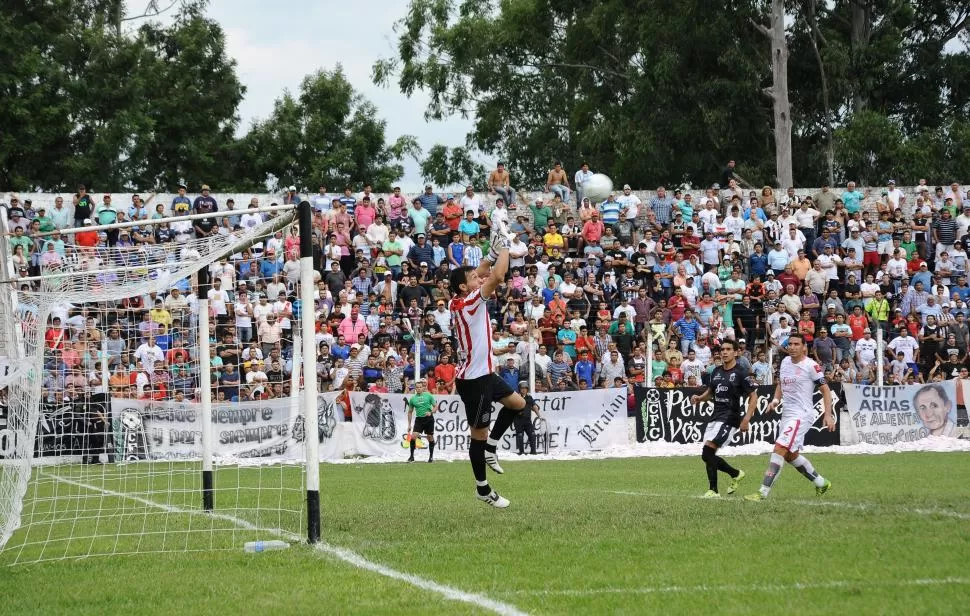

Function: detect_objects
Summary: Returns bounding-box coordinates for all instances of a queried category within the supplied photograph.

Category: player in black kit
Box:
[690,339,758,498]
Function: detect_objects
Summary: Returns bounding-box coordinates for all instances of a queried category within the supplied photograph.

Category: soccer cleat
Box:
[816,479,831,497]
[477,490,510,508]
[407,457,414,463]
[727,470,746,495]
[701,490,721,499]
[484,450,504,474]
[427,458,434,463]
[744,492,766,502]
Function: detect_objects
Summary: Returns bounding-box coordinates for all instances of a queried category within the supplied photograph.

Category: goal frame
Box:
[0,199,321,552]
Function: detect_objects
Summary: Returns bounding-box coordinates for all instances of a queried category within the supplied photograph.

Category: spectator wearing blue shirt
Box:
[952,276,970,303]
[448,234,465,268]
[338,188,357,216]
[574,352,596,389]
[458,210,480,240]
[767,240,790,271]
[259,251,282,278]
[499,358,520,391]
[649,187,675,225]
[418,184,445,216]
[749,244,769,277]
[841,181,868,214]
[599,194,622,225]
[171,183,191,215]
[654,260,676,298]
[674,310,700,354]
[911,262,932,290]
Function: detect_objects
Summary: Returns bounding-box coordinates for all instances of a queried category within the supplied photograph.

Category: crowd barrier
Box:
[1,388,629,462]
[5,381,967,463]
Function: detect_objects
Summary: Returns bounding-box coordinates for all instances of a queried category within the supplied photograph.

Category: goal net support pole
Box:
[198,265,215,512]
[299,200,321,544]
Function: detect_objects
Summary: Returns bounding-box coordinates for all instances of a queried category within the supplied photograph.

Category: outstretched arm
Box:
[480,246,509,299]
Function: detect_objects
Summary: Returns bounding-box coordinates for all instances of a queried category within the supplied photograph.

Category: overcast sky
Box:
[187,0,473,190]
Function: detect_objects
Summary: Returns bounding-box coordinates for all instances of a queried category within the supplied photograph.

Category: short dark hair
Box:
[721,339,738,351]
[449,266,475,294]
[787,332,806,344]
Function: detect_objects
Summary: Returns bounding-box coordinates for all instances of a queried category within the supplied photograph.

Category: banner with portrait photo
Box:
[641,385,842,447]
[845,381,960,444]
[348,388,629,459]
[109,392,344,462]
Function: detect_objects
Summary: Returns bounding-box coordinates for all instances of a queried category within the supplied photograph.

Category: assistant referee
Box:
[407,379,436,463]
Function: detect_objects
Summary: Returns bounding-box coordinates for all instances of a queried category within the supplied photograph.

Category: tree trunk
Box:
[769,0,793,188]
[805,0,835,186]
[850,0,872,113]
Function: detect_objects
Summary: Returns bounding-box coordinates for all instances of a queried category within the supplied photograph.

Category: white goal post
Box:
[0,201,322,563]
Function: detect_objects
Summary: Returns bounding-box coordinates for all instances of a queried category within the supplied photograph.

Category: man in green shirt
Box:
[529,198,552,231]
[8,226,31,256]
[34,207,55,233]
[407,379,437,463]
[382,235,404,277]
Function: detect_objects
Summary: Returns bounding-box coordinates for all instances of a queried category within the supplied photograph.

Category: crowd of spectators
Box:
[6,169,970,411]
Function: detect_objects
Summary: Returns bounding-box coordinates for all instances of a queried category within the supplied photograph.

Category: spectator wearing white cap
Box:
[885,180,904,209]
[617,184,642,222]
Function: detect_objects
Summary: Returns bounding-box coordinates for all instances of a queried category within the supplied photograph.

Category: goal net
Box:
[0,204,321,564]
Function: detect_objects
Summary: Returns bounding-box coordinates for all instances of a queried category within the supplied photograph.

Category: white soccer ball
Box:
[583,173,614,202]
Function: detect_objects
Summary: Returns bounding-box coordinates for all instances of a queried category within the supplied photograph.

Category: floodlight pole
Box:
[198,265,214,512]
[299,201,321,544]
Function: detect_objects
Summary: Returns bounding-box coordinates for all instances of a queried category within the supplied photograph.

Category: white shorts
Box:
[877,240,895,256]
[703,421,737,447]
[775,414,812,452]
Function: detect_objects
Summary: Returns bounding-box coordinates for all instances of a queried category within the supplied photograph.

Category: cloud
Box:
[206,0,475,190]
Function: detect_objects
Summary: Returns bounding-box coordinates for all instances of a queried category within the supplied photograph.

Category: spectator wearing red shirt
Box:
[667,287,688,323]
[45,317,66,350]
[776,266,800,295]
[75,219,100,249]
[847,306,870,341]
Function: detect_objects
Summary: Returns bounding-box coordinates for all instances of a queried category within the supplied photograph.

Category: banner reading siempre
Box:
[844,381,959,444]
[642,385,842,447]
[348,388,628,458]
[109,392,343,461]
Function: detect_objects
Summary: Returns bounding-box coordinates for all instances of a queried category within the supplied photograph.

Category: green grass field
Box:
[1,453,969,615]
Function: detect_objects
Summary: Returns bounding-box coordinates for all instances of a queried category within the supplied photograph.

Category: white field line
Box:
[606,490,970,519]
[42,472,529,616]
[507,576,970,597]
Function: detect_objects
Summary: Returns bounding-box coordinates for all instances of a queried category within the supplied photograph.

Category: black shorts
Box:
[455,373,514,429]
[412,415,434,435]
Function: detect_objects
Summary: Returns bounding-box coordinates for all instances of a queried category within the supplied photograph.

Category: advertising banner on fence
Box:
[845,381,960,444]
[348,388,628,458]
[642,385,842,447]
[110,393,343,461]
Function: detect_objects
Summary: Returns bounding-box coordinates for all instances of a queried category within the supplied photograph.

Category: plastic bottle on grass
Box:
[244,540,290,553]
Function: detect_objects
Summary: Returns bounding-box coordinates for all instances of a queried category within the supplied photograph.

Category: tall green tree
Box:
[0,0,242,192]
[374,0,775,189]
[128,1,246,190]
[241,67,419,192]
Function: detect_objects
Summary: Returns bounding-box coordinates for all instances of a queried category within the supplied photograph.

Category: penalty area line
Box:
[506,576,970,596]
[606,490,970,519]
[42,472,529,616]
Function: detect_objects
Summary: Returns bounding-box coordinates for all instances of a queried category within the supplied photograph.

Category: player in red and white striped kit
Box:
[449,231,526,508]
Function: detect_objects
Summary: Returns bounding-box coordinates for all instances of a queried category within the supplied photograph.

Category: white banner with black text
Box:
[844,381,960,444]
[348,388,628,458]
[110,393,345,461]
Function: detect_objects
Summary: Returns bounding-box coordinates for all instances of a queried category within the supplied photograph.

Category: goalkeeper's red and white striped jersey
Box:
[450,288,494,379]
